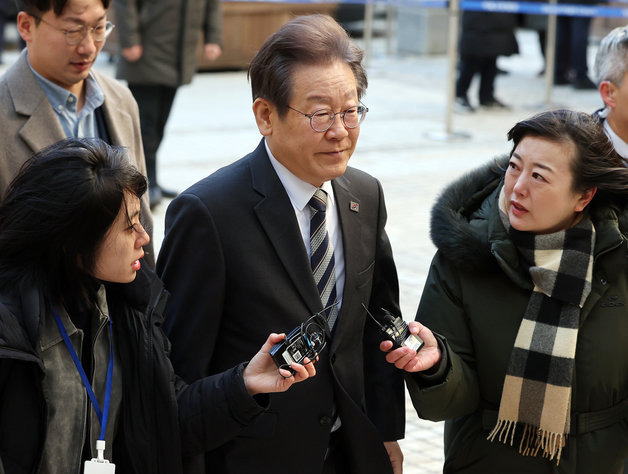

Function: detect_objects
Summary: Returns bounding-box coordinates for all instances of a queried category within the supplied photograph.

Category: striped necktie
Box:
[308,188,338,330]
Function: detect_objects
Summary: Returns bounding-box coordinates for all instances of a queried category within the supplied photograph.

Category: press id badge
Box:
[84,459,115,473]
[84,440,115,473]
[52,310,116,474]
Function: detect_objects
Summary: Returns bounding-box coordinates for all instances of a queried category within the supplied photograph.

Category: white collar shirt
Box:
[265,139,345,312]
[28,53,105,139]
[602,114,628,160]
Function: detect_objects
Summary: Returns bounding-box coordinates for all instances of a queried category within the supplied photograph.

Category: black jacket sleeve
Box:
[175,363,269,457]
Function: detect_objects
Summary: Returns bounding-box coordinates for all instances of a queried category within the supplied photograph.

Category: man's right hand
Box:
[122,45,143,62]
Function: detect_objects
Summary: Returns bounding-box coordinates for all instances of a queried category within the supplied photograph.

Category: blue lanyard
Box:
[52,308,114,442]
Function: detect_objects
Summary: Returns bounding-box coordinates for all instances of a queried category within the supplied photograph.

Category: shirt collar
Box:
[264,139,335,212]
[82,75,105,115]
[27,54,105,115]
[603,117,628,159]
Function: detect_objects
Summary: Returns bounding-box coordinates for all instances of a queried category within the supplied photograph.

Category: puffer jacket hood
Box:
[407,158,628,473]
[429,155,628,290]
[430,156,507,272]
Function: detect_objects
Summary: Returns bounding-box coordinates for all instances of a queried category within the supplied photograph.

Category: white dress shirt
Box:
[603,117,628,160]
[265,140,345,312]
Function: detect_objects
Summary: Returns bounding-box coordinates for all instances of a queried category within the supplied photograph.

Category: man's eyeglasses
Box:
[287,104,368,132]
[31,15,115,45]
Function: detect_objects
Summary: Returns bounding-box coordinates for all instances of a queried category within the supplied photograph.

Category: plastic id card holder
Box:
[84,459,116,473]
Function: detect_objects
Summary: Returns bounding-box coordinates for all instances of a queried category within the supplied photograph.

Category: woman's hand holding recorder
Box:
[380,321,442,373]
[243,333,317,395]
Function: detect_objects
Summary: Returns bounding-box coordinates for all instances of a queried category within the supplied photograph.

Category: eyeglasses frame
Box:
[287,103,369,133]
[30,14,115,45]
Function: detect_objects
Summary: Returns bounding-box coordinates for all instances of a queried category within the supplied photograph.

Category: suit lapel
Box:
[250,141,322,317]
[93,70,135,148]
[9,52,65,153]
[8,53,135,152]
[18,104,65,153]
[330,174,363,345]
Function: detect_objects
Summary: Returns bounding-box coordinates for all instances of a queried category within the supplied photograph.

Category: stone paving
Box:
[0,25,603,473]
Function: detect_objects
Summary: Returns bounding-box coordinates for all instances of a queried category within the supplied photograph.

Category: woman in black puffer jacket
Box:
[0,138,316,474]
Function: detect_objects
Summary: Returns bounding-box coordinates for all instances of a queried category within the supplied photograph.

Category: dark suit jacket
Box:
[0,50,154,265]
[157,139,405,474]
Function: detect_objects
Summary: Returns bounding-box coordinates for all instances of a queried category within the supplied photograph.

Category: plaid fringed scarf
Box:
[488,187,596,464]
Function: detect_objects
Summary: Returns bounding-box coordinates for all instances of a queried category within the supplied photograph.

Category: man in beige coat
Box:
[0,0,154,264]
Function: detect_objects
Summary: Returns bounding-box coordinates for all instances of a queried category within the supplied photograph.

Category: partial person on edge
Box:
[157,14,406,474]
[454,9,518,113]
[594,25,628,159]
[0,138,316,474]
[382,109,628,472]
[554,0,597,89]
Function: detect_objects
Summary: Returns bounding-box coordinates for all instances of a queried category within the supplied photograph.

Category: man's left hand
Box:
[204,43,222,61]
[384,441,403,474]
[122,45,143,62]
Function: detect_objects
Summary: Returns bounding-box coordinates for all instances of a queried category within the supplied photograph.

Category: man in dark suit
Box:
[157,14,405,474]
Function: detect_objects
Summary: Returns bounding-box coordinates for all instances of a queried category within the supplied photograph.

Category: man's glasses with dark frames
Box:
[287,103,368,132]
[30,14,115,45]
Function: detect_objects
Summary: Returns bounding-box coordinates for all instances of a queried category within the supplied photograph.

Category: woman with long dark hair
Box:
[0,138,316,473]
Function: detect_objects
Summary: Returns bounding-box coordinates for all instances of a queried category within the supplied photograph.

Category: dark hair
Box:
[0,138,146,309]
[247,14,367,117]
[15,0,110,17]
[507,109,628,212]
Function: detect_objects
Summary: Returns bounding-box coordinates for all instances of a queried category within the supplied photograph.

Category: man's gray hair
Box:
[594,26,628,85]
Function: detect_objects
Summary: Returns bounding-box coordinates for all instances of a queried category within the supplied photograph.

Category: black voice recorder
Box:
[269,309,331,375]
[362,304,424,352]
